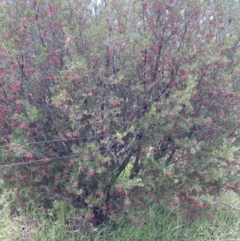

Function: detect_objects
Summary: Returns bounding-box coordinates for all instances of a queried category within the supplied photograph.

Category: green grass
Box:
[0,192,239,241]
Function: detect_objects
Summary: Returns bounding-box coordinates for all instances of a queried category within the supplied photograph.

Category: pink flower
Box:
[166,172,172,178]
[10,84,21,92]
[130,220,137,226]
[55,176,60,181]
[85,214,94,221]
[101,206,108,211]
[66,37,72,44]
[63,191,69,196]
[208,215,213,221]
[83,157,89,162]
[109,215,116,220]
[55,102,61,107]
[19,123,27,129]
[110,101,121,107]
[117,188,125,196]
[43,158,51,163]
[46,75,53,80]
[124,201,132,206]
[141,148,148,153]
[88,171,94,177]
[25,153,33,159]
[71,184,78,189]
[99,158,105,165]
[20,174,27,179]
[68,161,74,167]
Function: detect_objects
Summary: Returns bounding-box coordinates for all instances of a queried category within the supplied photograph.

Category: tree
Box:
[0,0,240,224]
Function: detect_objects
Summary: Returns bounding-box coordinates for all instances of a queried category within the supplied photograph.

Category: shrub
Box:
[0,0,240,224]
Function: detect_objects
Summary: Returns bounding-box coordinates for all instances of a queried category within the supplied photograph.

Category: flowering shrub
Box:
[0,0,240,224]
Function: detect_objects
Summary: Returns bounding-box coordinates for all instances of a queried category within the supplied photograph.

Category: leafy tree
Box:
[0,0,240,224]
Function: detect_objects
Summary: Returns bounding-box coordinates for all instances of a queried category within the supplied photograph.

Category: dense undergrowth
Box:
[0,191,239,241]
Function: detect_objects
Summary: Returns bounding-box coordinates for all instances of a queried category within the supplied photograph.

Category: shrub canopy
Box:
[0,0,240,224]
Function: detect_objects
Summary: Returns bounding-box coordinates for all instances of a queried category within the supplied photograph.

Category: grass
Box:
[0,192,239,241]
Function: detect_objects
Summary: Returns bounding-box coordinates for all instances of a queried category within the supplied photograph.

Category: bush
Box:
[0,0,240,224]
